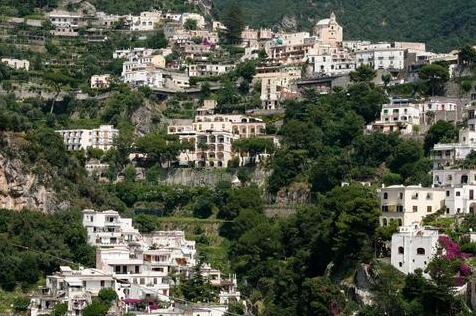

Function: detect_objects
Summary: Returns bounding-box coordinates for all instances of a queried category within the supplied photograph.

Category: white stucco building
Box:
[444,185,476,215]
[432,103,476,169]
[30,266,115,316]
[129,11,162,31]
[56,125,119,151]
[187,63,235,77]
[379,185,446,227]
[82,209,141,247]
[1,58,30,70]
[366,98,421,135]
[391,225,439,275]
[355,48,405,70]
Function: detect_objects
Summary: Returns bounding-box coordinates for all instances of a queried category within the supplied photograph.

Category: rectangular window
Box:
[413,206,418,212]
[471,190,474,200]
[427,206,432,213]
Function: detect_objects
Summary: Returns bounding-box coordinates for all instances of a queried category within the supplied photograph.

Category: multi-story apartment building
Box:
[33,209,240,316]
[308,52,355,76]
[128,11,162,31]
[391,225,439,274]
[168,100,267,167]
[255,68,302,109]
[187,63,235,77]
[143,230,197,269]
[379,184,446,227]
[56,125,119,151]
[433,169,476,187]
[113,48,154,60]
[30,266,116,316]
[432,103,476,169]
[95,246,171,300]
[48,10,85,36]
[366,98,421,134]
[82,209,141,247]
[355,48,405,70]
[444,185,476,215]
[1,58,30,70]
[419,98,460,131]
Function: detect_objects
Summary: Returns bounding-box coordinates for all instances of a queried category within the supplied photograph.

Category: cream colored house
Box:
[1,58,29,70]
[379,185,446,227]
[168,100,267,167]
[255,68,302,109]
[90,74,111,89]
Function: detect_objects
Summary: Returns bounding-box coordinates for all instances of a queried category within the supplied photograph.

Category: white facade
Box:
[113,48,154,60]
[433,169,476,187]
[1,58,30,70]
[34,209,240,316]
[444,185,476,215]
[188,64,235,77]
[56,125,119,151]
[355,48,405,70]
[308,52,355,76]
[379,185,446,227]
[432,103,476,169]
[367,99,421,135]
[82,209,141,247]
[30,266,115,316]
[129,11,162,31]
[391,225,439,275]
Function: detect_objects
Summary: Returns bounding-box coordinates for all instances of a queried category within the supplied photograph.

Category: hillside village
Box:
[3,0,476,315]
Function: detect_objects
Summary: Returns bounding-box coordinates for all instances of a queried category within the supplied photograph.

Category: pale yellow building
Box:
[313,12,343,46]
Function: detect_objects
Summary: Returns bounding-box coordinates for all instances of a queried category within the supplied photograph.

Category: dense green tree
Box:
[146,31,168,49]
[222,1,244,44]
[424,120,458,153]
[135,132,183,166]
[98,287,118,303]
[458,44,476,65]
[350,65,376,82]
[82,299,109,316]
[192,194,215,218]
[184,18,198,30]
[50,303,68,316]
[419,64,449,96]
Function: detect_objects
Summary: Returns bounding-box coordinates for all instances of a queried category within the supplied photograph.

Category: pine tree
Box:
[223,1,244,45]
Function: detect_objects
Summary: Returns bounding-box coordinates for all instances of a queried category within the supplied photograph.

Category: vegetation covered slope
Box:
[215,0,476,52]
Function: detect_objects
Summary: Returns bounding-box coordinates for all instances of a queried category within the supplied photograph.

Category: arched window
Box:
[398,219,403,226]
[417,248,425,255]
[398,246,404,254]
[382,218,388,226]
[383,192,388,199]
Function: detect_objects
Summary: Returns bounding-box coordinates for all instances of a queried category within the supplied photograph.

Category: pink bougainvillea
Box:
[438,235,471,260]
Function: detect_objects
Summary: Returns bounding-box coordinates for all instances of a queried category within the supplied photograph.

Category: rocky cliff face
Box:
[0,134,68,213]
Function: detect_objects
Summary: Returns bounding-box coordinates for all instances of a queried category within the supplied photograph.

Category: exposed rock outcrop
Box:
[0,134,69,213]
